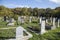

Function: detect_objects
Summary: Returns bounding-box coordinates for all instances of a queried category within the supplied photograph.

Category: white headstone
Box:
[16,26,24,38]
[52,18,56,29]
[18,16,21,22]
[40,17,42,24]
[12,18,15,22]
[29,17,32,23]
[46,19,48,23]
[21,18,24,23]
[40,19,45,34]
[50,17,53,23]
[16,26,33,40]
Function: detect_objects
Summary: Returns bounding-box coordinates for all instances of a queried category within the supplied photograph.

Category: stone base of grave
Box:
[7,23,14,26]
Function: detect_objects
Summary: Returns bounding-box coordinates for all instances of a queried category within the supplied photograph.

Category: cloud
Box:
[3,4,30,8]
[49,0,60,4]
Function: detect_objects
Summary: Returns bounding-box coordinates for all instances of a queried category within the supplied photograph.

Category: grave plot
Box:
[0,28,16,39]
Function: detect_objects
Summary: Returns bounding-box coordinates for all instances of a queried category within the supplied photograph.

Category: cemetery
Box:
[0,15,60,40]
[0,5,60,40]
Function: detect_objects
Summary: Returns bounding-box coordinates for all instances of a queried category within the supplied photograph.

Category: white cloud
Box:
[49,0,60,4]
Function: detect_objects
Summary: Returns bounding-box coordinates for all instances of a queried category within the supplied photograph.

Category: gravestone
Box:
[18,16,21,22]
[29,17,32,23]
[21,17,24,24]
[9,18,15,23]
[7,18,15,26]
[58,19,60,27]
[50,17,53,23]
[40,17,45,34]
[16,26,24,38]
[16,26,33,40]
[39,17,42,24]
[52,18,56,30]
[46,19,48,23]
[18,16,24,24]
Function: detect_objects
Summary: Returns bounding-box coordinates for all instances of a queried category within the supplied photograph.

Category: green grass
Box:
[0,28,16,38]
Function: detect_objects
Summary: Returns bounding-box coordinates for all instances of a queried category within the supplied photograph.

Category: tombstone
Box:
[52,18,56,30]
[18,16,25,24]
[16,26,24,38]
[16,26,33,40]
[7,18,15,26]
[21,17,24,24]
[6,20,9,22]
[9,18,15,23]
[29,16,32,23]
[39,17,42,24]
[58,19,60,27]
[46,19,48,23]
[40,17,46,34]
[18,16,21,22]
[4,16,6,21]
[50,17,53,23]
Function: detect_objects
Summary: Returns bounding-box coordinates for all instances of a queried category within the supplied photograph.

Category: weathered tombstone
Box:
[16,26,24,38]
[50,17,53,23]
[39,17,42,24]
[7,18,15,26]
[16,26,33,40]
[21,17,24,24]
[9,18,15,23]
[46,19,48,23]
[58,19,60,27]
[40,17,46,34]
[6,20,9,22]
[52,18,56,30]
[18,16,21,22]
[29,16,32,23]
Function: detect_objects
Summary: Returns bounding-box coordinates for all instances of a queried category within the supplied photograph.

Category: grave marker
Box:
[40,17,45,34]
[16,26,33,40]
[52,18,56,30]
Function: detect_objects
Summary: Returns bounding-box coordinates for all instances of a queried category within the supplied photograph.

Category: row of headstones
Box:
[3,16,15,26]
[4,16,32,23]
[18,16,32,23]
[3,16,32,26]
[40,17,60,34]
[3,16,60,30]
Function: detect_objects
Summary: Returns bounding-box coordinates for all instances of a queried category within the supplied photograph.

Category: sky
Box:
[0,0,60,9]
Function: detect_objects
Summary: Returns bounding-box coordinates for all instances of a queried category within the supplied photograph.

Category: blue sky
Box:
[0,0,60,8]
